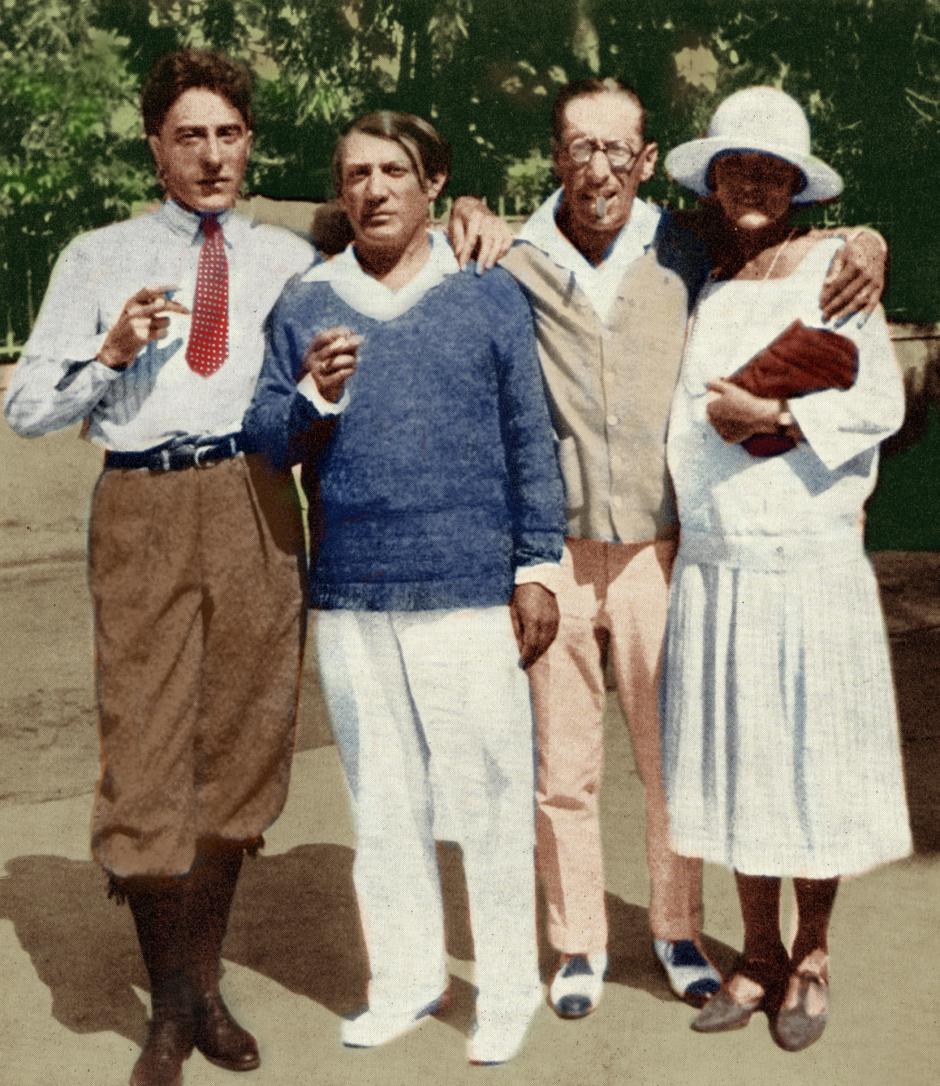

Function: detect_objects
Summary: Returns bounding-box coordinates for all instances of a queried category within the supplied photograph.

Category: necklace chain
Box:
[758,228,798,282]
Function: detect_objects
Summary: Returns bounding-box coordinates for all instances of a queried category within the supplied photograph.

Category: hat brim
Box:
[664,136,843,205]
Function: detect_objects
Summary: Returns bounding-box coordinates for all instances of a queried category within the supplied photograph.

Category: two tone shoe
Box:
[548,952,608,1019]
[653,939,721,1007]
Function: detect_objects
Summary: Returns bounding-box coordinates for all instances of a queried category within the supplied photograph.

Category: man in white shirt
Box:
[6,48,316,1086]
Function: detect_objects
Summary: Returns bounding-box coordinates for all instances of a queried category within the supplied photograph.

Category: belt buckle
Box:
[193,445,211,469]
[159,448,172,472]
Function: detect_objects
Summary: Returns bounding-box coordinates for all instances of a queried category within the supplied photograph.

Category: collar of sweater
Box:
[301,228,459,321]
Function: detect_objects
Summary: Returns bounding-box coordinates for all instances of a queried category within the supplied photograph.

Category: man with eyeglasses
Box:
[500,76,887,1019]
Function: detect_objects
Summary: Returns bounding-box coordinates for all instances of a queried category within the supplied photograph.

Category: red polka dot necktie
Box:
[186,214,229,376]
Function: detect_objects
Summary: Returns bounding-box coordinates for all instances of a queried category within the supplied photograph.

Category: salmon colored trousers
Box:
[529,537,703,954]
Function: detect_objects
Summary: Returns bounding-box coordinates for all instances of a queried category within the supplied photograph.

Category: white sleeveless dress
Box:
[661,239,912,877]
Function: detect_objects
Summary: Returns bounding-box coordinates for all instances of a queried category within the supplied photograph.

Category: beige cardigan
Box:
[502,242,690,544]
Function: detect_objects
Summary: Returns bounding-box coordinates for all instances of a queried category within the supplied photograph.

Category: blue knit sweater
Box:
[245,263,565,611]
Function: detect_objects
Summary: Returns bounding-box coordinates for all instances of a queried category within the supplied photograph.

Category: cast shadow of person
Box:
[0,842,474,1047]
[0,840,742,1049]
[0,843,367,1049]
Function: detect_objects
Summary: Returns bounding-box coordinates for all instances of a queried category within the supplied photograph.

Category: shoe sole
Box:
[690,1013,754,1034]
[550,999,599,1020]
[198,1050,262,1071]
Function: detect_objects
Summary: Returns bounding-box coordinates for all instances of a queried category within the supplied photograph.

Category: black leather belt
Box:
[103,433,252,472]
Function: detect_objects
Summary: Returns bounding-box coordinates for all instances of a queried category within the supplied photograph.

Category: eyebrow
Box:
[344,158,412,171]
[173,123,245,136]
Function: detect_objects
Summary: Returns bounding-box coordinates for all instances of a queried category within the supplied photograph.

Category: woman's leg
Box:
[772,877,838,1052]
[737,872,787,966]
[691,872,788,1033]
[791,877,839,968]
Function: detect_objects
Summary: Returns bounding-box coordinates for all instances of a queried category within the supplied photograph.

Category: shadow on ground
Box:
[0,841,739,1045]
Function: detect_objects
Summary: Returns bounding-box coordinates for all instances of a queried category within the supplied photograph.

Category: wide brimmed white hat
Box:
[665,86,843,205]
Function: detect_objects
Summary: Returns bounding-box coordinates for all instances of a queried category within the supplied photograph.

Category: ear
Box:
[245,129,254,158]
[638,141,658,184]
[425,173,447,203]
[148,134,163,172]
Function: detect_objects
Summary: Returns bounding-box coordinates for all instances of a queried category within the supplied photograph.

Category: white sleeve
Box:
[514,561,563,594]
[3,237,125,437]
[789,306,905,471]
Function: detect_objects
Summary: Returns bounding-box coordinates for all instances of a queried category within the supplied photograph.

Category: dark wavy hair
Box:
[331,111,452,195]
[550,77,648,145]
[141,49,253,136]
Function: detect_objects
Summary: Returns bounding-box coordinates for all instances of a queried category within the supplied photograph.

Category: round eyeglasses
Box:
[566,137,644,171]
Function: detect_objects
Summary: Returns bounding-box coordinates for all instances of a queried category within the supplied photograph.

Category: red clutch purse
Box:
[727,319,859,456]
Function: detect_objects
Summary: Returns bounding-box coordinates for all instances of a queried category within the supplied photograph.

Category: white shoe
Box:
[548,952,607,1019]
[467,989,542,1066]
[341,992,447,1048]
[653,939,721,1006]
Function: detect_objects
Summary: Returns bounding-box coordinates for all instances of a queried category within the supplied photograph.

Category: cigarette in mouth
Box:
[595,196,607,220]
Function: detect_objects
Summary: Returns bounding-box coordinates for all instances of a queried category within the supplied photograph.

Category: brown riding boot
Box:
[187,840,260,1072]
[125,878,195,1086]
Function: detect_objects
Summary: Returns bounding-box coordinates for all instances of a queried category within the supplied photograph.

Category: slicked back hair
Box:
[551,77,648,146]
[141,49,253,137]
[332,111,452,195]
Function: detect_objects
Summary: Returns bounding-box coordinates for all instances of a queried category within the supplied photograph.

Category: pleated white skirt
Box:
[661,538,912,878]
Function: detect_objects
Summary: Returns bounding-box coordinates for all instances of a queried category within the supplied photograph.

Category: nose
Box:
[586,147,612,184]
[364,171,390,201]
[202,136,223,169]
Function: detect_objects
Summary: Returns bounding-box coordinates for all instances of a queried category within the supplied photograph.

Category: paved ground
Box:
[1,412,938,1085]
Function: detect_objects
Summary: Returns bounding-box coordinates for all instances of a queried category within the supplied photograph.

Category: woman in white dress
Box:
[660,87,911,1051]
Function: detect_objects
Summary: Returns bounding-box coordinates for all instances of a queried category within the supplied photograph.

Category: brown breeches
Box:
[88,453,308,878]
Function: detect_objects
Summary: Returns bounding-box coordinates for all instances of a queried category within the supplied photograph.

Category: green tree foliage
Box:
[0,0,937,347]
[0,0,150,344]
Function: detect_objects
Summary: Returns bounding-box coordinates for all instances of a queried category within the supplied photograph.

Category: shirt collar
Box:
[514,187,661,275]
[300,229,459,321]
[158,200,248,247]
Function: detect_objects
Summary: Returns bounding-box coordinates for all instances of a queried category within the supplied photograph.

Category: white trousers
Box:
[316,606,540,1019]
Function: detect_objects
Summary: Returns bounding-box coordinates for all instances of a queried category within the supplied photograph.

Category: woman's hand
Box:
[302,326,363,403]
[705,379,780,443]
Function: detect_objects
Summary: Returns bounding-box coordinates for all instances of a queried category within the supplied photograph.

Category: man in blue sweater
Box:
[245,111,565,1066]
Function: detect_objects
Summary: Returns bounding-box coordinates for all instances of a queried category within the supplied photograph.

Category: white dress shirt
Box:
[5,200,315,450]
